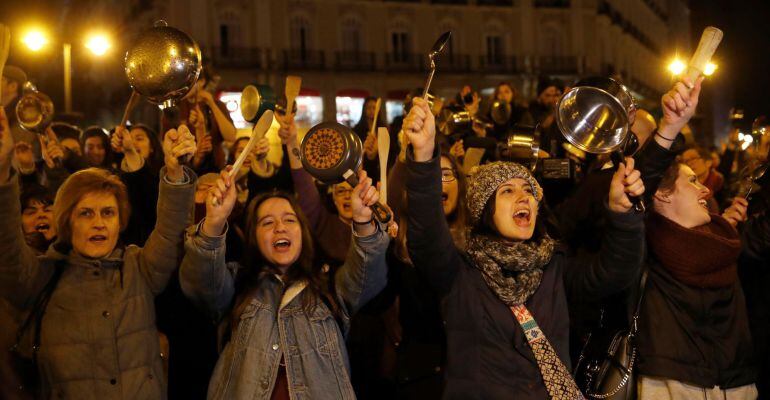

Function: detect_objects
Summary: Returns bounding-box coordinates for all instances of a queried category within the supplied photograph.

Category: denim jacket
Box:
[179,220,389,400]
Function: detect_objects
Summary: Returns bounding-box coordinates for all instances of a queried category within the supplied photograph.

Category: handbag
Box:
[574,270,648,400]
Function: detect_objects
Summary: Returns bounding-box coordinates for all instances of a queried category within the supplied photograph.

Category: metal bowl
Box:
[16,91,54,131]
[124,20,202,106]
[556,77,635,154]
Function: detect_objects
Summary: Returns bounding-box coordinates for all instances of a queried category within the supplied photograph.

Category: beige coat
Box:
[0,168,195,400]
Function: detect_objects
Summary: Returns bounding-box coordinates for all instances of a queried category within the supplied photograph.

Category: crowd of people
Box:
[0,60,769,400]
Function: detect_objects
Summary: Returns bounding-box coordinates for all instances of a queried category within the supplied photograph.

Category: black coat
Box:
[637,212,770,389]
[406,149,645,399]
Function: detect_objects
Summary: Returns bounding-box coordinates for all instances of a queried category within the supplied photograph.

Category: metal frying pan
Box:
[241,84,276,122]
[556,76,644,211]
[300,122,392,223]
[422,31,452,99]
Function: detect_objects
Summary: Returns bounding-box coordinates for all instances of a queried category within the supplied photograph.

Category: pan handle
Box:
[343,169,393,224]
[369,202,392,224]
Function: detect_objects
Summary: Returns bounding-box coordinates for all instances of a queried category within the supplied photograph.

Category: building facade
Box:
[144,0,690,128]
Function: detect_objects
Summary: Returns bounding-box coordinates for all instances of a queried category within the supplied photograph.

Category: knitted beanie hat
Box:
[466,161,542,226]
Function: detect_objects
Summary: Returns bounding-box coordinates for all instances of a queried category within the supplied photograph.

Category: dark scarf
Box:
[646,212,741,288]
[466,233,555,305]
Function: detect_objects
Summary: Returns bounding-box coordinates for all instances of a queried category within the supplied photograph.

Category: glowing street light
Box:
[668,58,686,75]
[85,33,111,56]
[22,29,48,51]
[704,62,718,76]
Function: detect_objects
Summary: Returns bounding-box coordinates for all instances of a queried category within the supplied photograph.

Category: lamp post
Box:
[21,27,112,113]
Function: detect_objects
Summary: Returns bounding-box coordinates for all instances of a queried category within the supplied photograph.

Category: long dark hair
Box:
[80,126,114,168]
[232,191,341,321]
[129,123,164,175]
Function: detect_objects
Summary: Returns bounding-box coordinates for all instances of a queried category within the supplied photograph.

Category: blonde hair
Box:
[53,168,130,245]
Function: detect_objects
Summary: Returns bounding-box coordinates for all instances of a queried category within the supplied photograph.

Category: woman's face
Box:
[655,165,711,228]
[332,182,354,221]
[70,192,120,259]
[364,100,377,122]
[22,200,56,241]
[130,128,153,160]
[84,136,106,166]
[440,156,459,216]
[255,197,303,270]
[493,178,538,241]
[496,84,514,103]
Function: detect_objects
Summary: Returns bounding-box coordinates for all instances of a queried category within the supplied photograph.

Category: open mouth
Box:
[698,199,708,209]
[441,192,449,203]
[273,238,292,252]
[89,235,107,244]
[35,223,51,233]
[342,203,351,212]
[513,209,531,227]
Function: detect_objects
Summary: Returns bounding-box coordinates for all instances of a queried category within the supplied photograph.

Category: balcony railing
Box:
[384,53,426,72]
[209,47,264,69]
[335,51,377,71]
[280,49,325,70]
[443,54,472,73]
[535,55,579,74]
[534,0,570,8]
[479,55,525,74]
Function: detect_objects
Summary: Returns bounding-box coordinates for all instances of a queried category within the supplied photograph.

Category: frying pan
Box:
[300,122,391,223]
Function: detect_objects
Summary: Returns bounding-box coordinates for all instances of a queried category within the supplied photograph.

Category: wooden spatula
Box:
[285,75,302,115]
[0,24,11,105]
[686,27,723,84]
[377,127,390,204]
[120,90,141,128]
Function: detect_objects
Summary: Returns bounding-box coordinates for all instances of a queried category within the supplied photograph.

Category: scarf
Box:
[466,232,555,306]
[646,212,741,288]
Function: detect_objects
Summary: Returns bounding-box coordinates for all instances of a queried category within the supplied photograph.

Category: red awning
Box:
[300,88,321,96]
[386,90,410,100]
[336,88,370,98]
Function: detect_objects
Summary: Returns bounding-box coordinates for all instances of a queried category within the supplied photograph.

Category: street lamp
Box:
[20,27,112,113]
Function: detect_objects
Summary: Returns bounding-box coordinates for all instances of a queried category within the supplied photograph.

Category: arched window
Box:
[389,18,412,63]
[540,24,565,56]
[484,21,505,65]
[340,16,363,54]
[290,14,312,60]
[218,9,242,56]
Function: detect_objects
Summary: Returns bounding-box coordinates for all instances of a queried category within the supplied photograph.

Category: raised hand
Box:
[722,197,749,228]
[450,139,465,159]
[659,76,704,139]
[608,157,645,213]
[0,107,14,182]
[254,136,269,160]
[277,112,298,146]
[403,97,436,162]
[351,169,379,223]
[163,124,197,182]
[40,127,65,169]
[364,133,378,160]
[201,167,238,237]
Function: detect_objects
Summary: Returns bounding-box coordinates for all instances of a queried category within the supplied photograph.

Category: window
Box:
[385,100,404,125]
[486,35,503,64]
[341,17,362,54]
[290,15,312,59]
[218,10,241,56]
[218,91,249,130]
[391,31,410,62]
[295,96,323,132]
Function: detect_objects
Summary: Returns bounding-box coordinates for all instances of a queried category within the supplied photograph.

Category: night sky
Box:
[692,0,770,132]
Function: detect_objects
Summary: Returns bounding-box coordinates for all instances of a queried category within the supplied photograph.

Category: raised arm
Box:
[564,157,646,301]
[180,167,239,318]
[334,169,390,315]
[0,108,51,308]
[403,98,462,295]
[136,125,197,294]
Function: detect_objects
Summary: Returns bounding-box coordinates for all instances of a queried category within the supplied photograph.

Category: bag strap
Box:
[629,268,648,336]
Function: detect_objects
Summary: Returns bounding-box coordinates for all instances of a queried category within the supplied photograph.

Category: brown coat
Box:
[0,168,195,400]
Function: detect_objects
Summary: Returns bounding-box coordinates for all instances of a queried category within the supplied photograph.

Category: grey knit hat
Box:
[466,161,542,226]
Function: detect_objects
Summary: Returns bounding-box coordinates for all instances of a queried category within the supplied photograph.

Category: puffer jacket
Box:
[0,167,195,400]
[179,220,390,400]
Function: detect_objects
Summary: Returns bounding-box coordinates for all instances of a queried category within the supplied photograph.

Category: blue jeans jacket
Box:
[179,220,389,399]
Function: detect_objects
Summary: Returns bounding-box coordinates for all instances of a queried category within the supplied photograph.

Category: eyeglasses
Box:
[441,168,457,183]
[681,156,703,165]
[333,188,353,197]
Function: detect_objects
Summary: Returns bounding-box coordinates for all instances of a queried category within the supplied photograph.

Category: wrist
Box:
[414,146,434,162]
[166,166,183,182]
[201,217,226,237]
